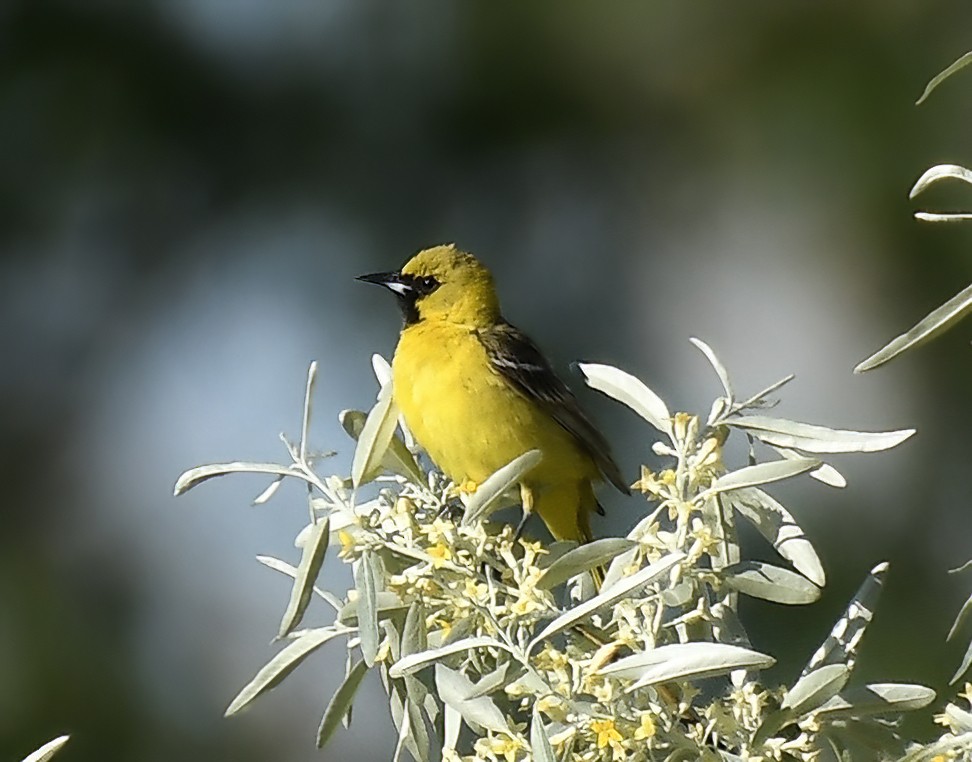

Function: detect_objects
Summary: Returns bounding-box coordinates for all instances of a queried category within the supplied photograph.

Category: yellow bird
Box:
[358,244,628,546]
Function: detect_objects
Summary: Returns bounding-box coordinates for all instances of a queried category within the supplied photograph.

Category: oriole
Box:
[358,244,628,546]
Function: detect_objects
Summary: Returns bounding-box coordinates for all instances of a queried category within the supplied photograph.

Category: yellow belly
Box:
[391,321,595,491]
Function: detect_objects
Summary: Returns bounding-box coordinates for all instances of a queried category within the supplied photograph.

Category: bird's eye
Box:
[419,275,439,293]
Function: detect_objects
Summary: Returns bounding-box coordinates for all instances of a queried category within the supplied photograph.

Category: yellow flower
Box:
[337,529,357,558]
[634,712,656,740]
[590,718,623,750]
[631,464,656,494]
[427,542,452,568]
[474,734,523,762]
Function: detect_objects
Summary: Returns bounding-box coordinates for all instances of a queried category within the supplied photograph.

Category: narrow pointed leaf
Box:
[340,409,423,483]
[389,636,511,678]
[722,561,821,605]
[357,551,380,666]
[728,416,914,454]
[916,53,972,104]
[578,362,671,435]
[435,664,510,735]
[20,737,70,762]
[815,683,936,719]
[225,627,342,716]
[602,545,640,592]
[256,555,342,611]
[529,552,684,652]
[948,592,972,642]
[465,662,512,700]
[910,163,972,196]
[338,591,406,625]
[317,659,370,748]
[278,518,330,637]
[401,602,427,657]
[531,705,557,762]
[372,353,393,387]
[772,446,846,487]
[802,562,888,677]
[462,450,542,527]
[690,337,734,401]
[951,638,972,685]
[299,361,318,461]
[699,458,819,502]
[174,461,298,496]
[728,487,824,586]
[855,280,972,373]
[537,538,636,590]
[389,688,420,762]
[252,475,285,505]
[782,664,850,716]
[351,382,399,487]
[598,642,775,689]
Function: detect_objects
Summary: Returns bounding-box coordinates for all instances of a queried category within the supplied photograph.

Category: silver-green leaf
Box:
[855,280,972,373]
[690,337,734,402]
[225,627,342,716]
[351,382,400,487]
[20,737,70,762]
[174,461,298,496]
[277,518,330,638]
[698,458,820,503]
[529,552,684,652]
[530,704,557,762]
[462,450,542,527]
[435,664,510,735]
[722,561,821,605]
[781,664,850,716]
[340,409,422,484]
[317,658,370,748]
[727,487,824,586]
[727,415,914,454]
[537,537,637,590]
[578,362,671,435]
[389,636,512,679]
[815,682,936,719]
[598,642,775,690]
[357,550,380,666]
[916,52,972,104]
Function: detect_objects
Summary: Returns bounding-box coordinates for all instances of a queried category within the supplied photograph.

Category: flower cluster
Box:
[175,346,967,760]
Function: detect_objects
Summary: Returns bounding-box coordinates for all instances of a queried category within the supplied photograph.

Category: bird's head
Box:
[358,244,501,327]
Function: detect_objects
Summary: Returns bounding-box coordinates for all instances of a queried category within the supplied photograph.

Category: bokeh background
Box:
[4,2,972,760]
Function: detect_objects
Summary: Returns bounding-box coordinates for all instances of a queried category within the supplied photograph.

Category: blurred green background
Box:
[3,2,972,759]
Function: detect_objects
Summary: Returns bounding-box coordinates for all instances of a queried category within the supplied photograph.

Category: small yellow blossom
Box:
[430,617,452,640]
[634,712,656,740]
[473,733,523,762]
[427,542,452,568]
[591,718,623,750]
[337,529,357,558]
[631,464,656,494]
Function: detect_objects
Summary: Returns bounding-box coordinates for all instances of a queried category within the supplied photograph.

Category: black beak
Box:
[357,270,421,324]
[356,271,414,297]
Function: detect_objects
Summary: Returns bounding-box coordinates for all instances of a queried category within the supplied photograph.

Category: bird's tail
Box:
[578,507,606,590]
[533,481,606,589]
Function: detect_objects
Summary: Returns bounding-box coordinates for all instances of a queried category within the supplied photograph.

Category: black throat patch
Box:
[395,273,440,326]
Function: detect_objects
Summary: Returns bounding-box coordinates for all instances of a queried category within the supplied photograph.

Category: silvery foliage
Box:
[175,340,967,760]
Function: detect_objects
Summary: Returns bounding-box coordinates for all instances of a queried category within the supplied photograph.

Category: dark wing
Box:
[478,320,630,495]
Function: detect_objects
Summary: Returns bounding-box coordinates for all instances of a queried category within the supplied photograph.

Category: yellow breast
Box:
[391,320,594,488]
